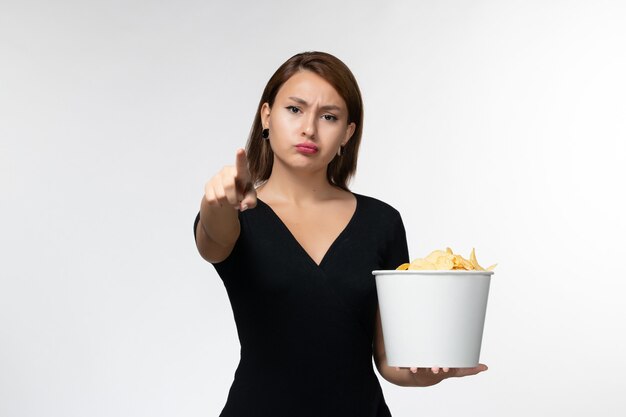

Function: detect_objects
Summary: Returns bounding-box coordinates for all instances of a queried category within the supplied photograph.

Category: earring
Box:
[337,145,343,157]
[262,128,269,140]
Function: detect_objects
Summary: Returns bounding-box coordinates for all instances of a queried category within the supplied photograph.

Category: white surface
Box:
[373,271,492,367]
[2,1,625,416]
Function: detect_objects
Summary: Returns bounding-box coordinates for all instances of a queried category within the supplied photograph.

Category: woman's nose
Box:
[301,113,317,138]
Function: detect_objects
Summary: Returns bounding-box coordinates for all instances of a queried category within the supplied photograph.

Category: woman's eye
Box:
[286,106,300,114]
[323,114,338,121]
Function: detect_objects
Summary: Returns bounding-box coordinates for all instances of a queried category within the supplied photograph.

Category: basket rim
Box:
[372,270,494,276]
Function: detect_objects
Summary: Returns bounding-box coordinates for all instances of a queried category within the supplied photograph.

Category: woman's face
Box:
[261,70,356,174]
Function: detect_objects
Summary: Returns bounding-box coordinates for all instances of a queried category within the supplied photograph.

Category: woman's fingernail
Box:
[240,204,248,212]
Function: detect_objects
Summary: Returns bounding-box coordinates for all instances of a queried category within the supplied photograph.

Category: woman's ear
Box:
[260,102,271,128]
[343,122,356,146]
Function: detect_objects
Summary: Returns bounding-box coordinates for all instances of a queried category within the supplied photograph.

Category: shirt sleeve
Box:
[380,212,410,270]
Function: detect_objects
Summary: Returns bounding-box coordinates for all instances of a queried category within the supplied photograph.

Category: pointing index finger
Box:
[235,148,249,179]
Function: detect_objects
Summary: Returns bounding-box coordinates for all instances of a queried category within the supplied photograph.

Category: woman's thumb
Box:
[239,181,257,211]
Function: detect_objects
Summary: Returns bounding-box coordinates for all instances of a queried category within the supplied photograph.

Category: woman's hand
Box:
[204,148,257,212]
[196,148,257,262]
[393,364,488,387]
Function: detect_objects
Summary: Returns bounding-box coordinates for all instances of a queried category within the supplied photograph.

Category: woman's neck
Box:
[256,161,341,206]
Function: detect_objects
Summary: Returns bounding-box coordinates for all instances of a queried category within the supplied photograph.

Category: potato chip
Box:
[469,248,485,271]
[399,248,496,272]
[425,250,447,264]
[451,254,470,270]
[408,258,436,270]
[435,256,454,270]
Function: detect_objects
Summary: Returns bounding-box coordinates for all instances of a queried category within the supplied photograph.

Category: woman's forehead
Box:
[276,71,345,107]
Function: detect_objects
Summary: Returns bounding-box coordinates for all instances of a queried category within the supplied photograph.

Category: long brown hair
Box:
[245,51,364,191]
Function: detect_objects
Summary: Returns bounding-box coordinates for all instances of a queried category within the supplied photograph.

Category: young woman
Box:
[194,51,487,416]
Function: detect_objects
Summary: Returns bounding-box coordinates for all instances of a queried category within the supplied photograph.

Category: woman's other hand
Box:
[393,364,488,387]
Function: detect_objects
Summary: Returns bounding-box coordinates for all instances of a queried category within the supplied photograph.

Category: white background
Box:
[2,1,625,416]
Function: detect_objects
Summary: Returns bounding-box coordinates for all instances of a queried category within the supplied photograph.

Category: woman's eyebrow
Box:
[287,96,342,111]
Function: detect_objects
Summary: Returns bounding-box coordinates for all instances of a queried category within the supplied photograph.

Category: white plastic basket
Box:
[372,270,493,368]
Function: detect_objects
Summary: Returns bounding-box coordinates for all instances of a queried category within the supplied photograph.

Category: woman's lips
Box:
[295,143,318,154]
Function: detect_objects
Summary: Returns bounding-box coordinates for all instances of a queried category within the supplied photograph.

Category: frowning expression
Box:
[261,70,356,172]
